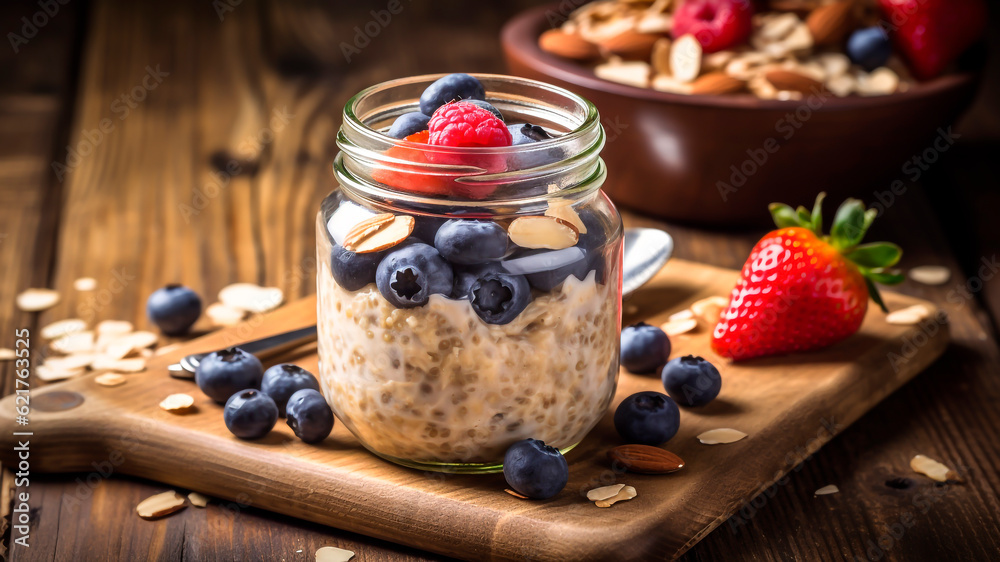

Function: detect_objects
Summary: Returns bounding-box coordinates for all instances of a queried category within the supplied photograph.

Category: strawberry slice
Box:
[877,0,987,80]
[371,130,453,196]
[711,194,904,361]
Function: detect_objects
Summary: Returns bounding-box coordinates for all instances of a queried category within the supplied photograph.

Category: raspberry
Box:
[427,102,512,148]
[672,0,752,54]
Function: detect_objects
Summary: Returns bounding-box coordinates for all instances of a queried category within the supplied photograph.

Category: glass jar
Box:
[316,74,622,473]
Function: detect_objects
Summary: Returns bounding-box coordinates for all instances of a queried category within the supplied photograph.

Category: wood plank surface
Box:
[0,259,950,561]
[2,0,999,560]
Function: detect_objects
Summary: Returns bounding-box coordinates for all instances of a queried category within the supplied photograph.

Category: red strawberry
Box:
[711,194,904,361]
[877,0,987,80]
[371,130,454,197]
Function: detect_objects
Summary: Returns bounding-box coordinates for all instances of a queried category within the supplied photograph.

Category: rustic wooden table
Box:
[1,1,998,560]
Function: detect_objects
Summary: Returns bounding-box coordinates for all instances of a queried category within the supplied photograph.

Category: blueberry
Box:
[285,388,335,443]
[146,284,202,335]
[376,243,454,308]
[503,439,569,499]
[614,391,680,445]
[846,27,892,72]
[224,389,278,440]
[195,347,264,403]
[620,322,671,374]
[661,355,722,407]
[434,220,509,265]
[260,364,321,415]
[330,244,386,291]
[520,249,591,291]
[419,73,486,116]
[453,262,504,299]
[411,215,448,244]
[464,99,504,121]
[509,123,551,145]
[386,111,431,139]
[470,271,531,325]
[577,209,610,282]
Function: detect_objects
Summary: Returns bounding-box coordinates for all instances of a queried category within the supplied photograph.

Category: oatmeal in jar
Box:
[318,73,622,471]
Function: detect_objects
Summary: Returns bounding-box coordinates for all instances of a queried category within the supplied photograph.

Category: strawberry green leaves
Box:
[769,192,903,312]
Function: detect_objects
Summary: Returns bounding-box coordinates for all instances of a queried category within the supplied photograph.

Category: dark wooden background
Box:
[0,1,998,560]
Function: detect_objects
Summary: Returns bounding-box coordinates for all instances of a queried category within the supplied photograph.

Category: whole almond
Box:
[539,28,600,60]
[650,37,672,75]
[608,444,685,474]
[806,0,855,46]
[598,30,662,60]
[689,72,746,95]
[764,69,826,95]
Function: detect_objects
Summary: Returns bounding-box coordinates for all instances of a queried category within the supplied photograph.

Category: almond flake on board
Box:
[43,354,98,371]
[118,331,159,350]
[16,288,61,312]
[594,60,651,88]
[92,357,147,373]
[885,304,932,325]
[698,428,748,445]
[690,296,729,323]
[187,492,209,507]
[343,214,415,254]
[908,265,950,286]
[661,317,697,336]
[96,319,134,335]
[74,277,98,291]
[159,393,195,412]
[669,34,702,83]
[50,331,95,354]
[504,488,530,500]
[41,318,87,340]
[586,483,626,502]
[206,302,247,326]
[910,454,961,483]
[814,485,839,496]
[0,348,15,361]
[668,309,694,322]
[104,340,137,361]
[508,216,579,250]
[95,373,128,387]
[136,491,188,519]
[595,485,637,508]
[315,546,356,562]
[35,365,85,382]
[219,283,284,314]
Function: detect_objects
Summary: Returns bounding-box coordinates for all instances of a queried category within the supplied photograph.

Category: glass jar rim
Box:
[334,73,607,210]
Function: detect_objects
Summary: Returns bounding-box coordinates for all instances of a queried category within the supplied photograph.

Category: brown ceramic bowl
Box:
[501,5,984,226]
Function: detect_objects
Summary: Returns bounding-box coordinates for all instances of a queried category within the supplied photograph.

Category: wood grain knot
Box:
[33,390,84,412]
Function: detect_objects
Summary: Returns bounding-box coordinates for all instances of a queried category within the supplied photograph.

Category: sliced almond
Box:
[16,288,61,312]
[160,393,195,412]
[136,491,188,519]
[697,428,748,444]
[95,373,128,387]
[886,304,932,325]
[595,485,637,507]
[826,73,856,97]
[41,318,87,340]
[594,60,651,88]
[651,74,693,94]
[92,357,147,373]
[96,320,134,336]
[509,216,579,250]
[104,340,137,361]
[0,348,15,361]
[910,454,961,483]
[669,34,702,83]
[315,546,356,562]
[815,52,851,78]
[206,302,248,326]
[661,317,697,336]
[586,483,626,501]
[690,296,729,322]
[650,37,672,75]
[538,28,600,60]
[545,200,587,235]
[343,214,414,254]
[187,492,210,507]
[689,71,746,95]
[856,67,899,96]
[908,265,950,286]
[766,22,813,57]
[668,309,694,322]
[74,277,98,291]
[504,488,530,500]
[703,50,736,72]
[814,484,839,496]
[758,12,801,42]
[219,283,284,314]
[636,12,671,34]
[50,331,95,354]
[43,354,98,371]
[120,331,159,349]
[35,364,85,382]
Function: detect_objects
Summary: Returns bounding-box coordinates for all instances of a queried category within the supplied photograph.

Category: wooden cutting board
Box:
[0,259,948,561]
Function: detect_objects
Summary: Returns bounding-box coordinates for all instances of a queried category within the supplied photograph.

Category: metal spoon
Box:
[168,227,673,378]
